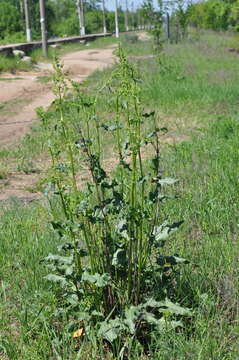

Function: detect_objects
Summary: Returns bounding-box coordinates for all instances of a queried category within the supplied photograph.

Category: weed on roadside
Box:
[37,48,191,358]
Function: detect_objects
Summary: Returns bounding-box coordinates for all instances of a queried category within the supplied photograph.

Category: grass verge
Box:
[0,31,239,359]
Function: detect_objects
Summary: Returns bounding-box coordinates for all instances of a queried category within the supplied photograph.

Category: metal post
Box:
[39,0,48,56]
[115,0,119,38]
[102,0,107,34]
[23,0,32,41]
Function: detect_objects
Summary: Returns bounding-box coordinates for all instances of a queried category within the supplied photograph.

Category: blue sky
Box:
[105,0,159,11]
[105,0,195,12]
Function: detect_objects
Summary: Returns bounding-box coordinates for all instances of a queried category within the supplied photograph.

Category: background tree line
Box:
[188,0,239,32]
[0,0,141,43]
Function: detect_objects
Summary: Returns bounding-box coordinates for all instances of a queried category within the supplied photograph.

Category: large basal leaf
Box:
[142,312,183,330]
[155,318,183,331]
[43,254,73,265]
[98,318,126,343]
[158,299,191,316]
[124,304,143,334]
[144,298,191,316]
[81,272,111,287]
[45,273,68,286]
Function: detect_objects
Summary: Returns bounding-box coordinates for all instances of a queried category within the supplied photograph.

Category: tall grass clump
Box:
[39,47,191,356]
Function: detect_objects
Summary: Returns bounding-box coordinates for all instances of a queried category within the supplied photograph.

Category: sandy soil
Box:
[0,45,116,202]
[0,46,116,146]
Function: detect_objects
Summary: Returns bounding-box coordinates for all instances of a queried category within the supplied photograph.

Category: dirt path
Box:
[0,46,116,146]
[0,45,116,202]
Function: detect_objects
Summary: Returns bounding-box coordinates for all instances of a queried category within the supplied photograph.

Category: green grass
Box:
[0,31,26,45]
[0,54,32,74]
[0,31,239,358]
[140,34,239,116]
[36,75,52,84]
[154,115,239,358]
[0,163,8,180]
[0,98,31,118]
[0,77,23,81]
[224,33,239,51]
[0,201,60,359]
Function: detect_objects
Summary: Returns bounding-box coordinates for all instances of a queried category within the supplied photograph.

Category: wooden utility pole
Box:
[102,0,107,34]
[76,0,85,36]
[125,0,129,31]
[115,0,119,38]
[23,0,32,41]
[39,0,48,56]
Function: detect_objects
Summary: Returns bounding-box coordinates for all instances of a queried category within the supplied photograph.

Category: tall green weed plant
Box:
[39,47,191,356]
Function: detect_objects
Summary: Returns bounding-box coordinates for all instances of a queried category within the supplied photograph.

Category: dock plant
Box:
[39,47,191,355]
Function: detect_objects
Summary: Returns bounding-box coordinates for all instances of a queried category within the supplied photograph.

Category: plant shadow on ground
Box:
[0,31,239,359]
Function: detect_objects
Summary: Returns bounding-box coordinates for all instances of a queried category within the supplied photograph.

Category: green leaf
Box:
[98,318,126,342]
[119,159,131,171]
[157,178,179,185]
[143,312,159,326]
[124,305,143,334]
[116,219,129,240]
[155,318,183,331]
[43,254,73,265]
[81,272,110,287]
[154,221,184,242]
[64,265,74,276]
[51,221,65,237]
[45,274,67,286]
[112,249,128,268]
[143,298,162,308]
[66,294,78,306]
[143,298,191,316]
[160,299,192,316]
[91,310,104,318]
[101,123,122,131]
[57,242,74,251]
[157,255,189,266]
[142,111,155,118]
[145,130,157,140]
[76,312,91,322]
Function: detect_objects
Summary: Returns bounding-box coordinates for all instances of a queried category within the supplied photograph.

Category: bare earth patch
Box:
[0,46,117,202]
